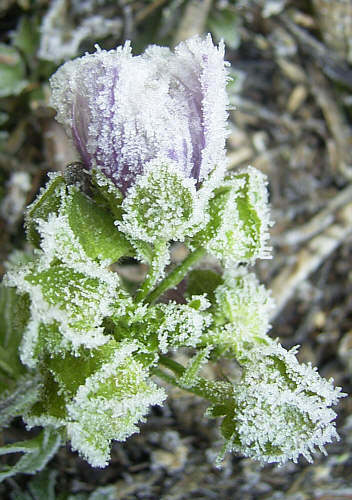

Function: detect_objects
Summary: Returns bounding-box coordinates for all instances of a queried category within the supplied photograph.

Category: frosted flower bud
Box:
[49,35,228,194]
[217,341,346,465]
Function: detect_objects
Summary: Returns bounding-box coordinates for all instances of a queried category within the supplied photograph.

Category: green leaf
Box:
[0,44,28,98]
[25,174,66,247]
[27,468,57,500]
[193,167,271,263]
[207,404,229,418]
[11,16,40,61]
[25,262,113,334]
[91,168,123,220]
[186,269,223,302]
[220,414,237,441]
[0,428,61,482]
[208,8,241,50]
[66,187,134,262]
[120,160,197,244]
[0,285,30,378]
[29,370,67,423]
[180,347,211,388]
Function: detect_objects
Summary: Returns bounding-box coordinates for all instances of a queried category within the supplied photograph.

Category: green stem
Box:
[159,355,185,376]
[146,247,206,304]
[157,355,232,404]
[135,240,168,302]
[153,367,214,400]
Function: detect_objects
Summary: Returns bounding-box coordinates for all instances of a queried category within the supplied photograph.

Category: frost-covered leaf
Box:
[5,249,127,366]
[25,261,117,348]
[119,160,198,244]
[194,167,272,263]
[0,428,61,482]
[123,297,212,355]
[23,341,165,468]
[26,340,125,429]
[205,268,275,354]
[0,44,28,97]
[215,340,346,465]
[65,341,166,467]
[25,174,66,248]
[66,187,133,262]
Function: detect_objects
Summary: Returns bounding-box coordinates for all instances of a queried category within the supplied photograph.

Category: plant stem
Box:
[135,240,168,302]
[153,367,213,400]
[157,355,232,404]
[146,247,206,304]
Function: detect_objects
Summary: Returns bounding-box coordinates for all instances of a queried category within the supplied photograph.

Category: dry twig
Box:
[270,202,352,319]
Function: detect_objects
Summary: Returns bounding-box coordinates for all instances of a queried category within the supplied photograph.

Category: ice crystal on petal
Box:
[49,35,228,193]
[221,341,345,465]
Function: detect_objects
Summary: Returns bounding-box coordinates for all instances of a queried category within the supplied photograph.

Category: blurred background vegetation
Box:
[0,1,352,498]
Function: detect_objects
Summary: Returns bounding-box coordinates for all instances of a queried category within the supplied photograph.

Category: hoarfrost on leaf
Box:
[194,166,272,263]
[216,340,346,465]
[65,341,166,467]
[205,268,275,354]
[119,159,199,244]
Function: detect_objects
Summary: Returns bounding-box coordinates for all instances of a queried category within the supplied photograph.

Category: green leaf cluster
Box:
[1,161,343,476]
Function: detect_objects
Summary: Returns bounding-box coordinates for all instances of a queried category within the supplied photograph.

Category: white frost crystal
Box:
[49,34,228,194]
[221,341,345,465]
[125,295,211,355]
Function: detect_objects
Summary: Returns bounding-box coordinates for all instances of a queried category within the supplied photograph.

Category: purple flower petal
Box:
[50,36,229,193]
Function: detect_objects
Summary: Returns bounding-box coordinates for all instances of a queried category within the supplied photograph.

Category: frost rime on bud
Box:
[49,35,229,194]
[207,269,275,354]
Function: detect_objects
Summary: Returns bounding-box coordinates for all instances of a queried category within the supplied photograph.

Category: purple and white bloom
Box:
[50,35,229,194]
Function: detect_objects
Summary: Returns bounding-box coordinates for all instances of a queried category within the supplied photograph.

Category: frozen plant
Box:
[0,35,345,476]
